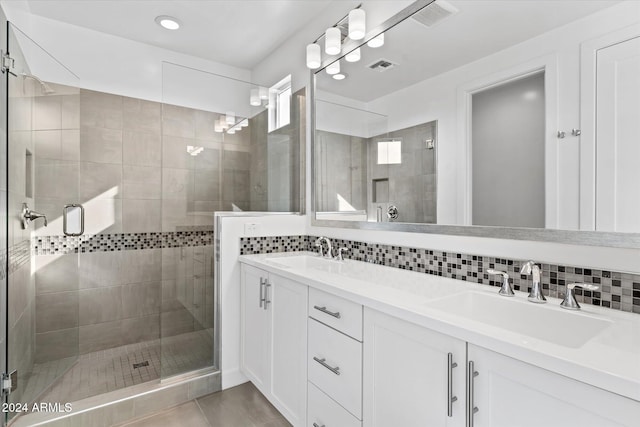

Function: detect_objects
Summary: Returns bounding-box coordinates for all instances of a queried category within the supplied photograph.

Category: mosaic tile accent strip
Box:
[9,240,30,275]
[240,235,310,255]
[33,230,214,255]
[240,235,640,315]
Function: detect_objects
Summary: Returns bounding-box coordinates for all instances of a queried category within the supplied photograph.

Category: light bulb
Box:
[325,27,341,55]
[332,73,346,80]
[348,9,366,40]
[367,33,384,48]
[306,43,321,69]
[345,47,361,63]
[326,60,340,75]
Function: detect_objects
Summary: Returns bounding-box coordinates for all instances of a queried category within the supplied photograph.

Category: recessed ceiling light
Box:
[332,73,347,80]
[155,15,180,30]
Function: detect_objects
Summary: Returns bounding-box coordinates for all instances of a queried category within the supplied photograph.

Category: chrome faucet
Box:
[335,247,349,261]
[314,237,333,259]
[487,269,515,297]
[520,260,546,303]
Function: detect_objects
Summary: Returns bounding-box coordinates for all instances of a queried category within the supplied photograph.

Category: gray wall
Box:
[472,72,545,228]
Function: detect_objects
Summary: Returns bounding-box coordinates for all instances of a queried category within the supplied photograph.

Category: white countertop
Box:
[239,251,640,402]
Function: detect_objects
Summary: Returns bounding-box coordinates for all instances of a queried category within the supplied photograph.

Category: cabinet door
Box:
[240,264,270,390]
[268,273,308,426]
[468,344,640,427]
[363,308,466,427]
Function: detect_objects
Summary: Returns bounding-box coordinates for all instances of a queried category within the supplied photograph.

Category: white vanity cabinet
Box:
[240,264,308,426]
[468,344,640,427]
[363,308,466,427]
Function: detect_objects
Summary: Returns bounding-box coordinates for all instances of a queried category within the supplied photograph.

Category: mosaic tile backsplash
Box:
[33,230,214,255]
[240,235,640,314]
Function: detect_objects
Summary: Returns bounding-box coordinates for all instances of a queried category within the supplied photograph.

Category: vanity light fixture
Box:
[155,15,180,30]
[345,47,361,63]
[227,128,236,134]
[326,60,340,75]
[306,43,321,69]
[325,27,341,55]
[367,33,385,48]
[348,9,366,40]
[225,111,235,124]
[258,87,269,100]
[332,73,347,80]
[186,145,204,156]
[240,119,249,127]
[250,88,261,106]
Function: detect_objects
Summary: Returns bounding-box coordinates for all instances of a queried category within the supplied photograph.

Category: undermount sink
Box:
[265,255,344,273]
[426,292,612,348]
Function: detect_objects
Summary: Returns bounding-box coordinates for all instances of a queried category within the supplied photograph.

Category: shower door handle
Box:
[63,204,84,236]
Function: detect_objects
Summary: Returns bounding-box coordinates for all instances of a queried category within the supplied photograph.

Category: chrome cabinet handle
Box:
[447,353,458,417]
[259,277,266,308]
[313,305,341,319]
[313,356,340,375]
[312,423,325,427]
[467,361,479,427]
[264,281,271,310]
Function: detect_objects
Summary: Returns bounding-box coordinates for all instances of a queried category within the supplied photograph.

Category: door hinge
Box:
[1,50,15,74]
[2,370,17,396]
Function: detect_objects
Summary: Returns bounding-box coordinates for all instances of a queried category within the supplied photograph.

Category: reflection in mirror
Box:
[313,0,640,237]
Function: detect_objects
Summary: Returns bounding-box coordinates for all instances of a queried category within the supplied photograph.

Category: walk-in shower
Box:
[1,17,303,427]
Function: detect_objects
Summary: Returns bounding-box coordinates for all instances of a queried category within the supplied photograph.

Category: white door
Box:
[468,344,640,427]
[268,274,308,426]
[596,36,640,232]
[363,308,466,427]
[240,265,269,390]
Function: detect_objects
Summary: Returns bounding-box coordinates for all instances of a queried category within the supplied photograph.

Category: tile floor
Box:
[23,329,214,405]
[120,382,291,427]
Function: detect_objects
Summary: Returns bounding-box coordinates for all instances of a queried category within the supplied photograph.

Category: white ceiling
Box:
[25,0,333,69]
[317,0,623,102]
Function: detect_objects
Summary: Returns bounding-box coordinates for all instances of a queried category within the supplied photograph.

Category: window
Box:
[268,75,291,132]
[377,139,402,164]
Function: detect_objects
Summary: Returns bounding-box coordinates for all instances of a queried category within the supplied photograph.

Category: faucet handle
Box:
[335,247,349,261]
[487,269,515,297]
[560,283,599,310]
[314,237,325,258]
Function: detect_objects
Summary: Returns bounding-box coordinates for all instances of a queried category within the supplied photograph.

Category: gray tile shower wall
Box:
[240,235,640,314]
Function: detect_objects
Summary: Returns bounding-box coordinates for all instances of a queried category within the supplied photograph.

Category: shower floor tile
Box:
[28,329,213,405]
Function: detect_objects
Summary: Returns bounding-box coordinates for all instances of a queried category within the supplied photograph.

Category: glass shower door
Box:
[5,23,80,422]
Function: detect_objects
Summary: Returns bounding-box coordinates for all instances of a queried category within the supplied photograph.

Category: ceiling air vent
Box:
[411,0,459,28]
[368,59,397,72]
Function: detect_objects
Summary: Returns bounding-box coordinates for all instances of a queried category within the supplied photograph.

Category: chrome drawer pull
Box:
[447,352,458,417]
[313,356,341,375]
[259,277,266,308]
[313,305,341,319]
[313,423,325,427]
[467,361,479,427]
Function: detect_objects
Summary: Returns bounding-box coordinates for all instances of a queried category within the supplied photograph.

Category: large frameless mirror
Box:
[311,0,640,248]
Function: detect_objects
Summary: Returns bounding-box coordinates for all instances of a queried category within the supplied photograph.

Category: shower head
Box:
[20,72,55,95]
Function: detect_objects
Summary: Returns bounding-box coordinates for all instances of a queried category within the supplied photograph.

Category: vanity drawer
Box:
[309,287,363,341]
[308,382,361,427]
[308,318,362,419]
